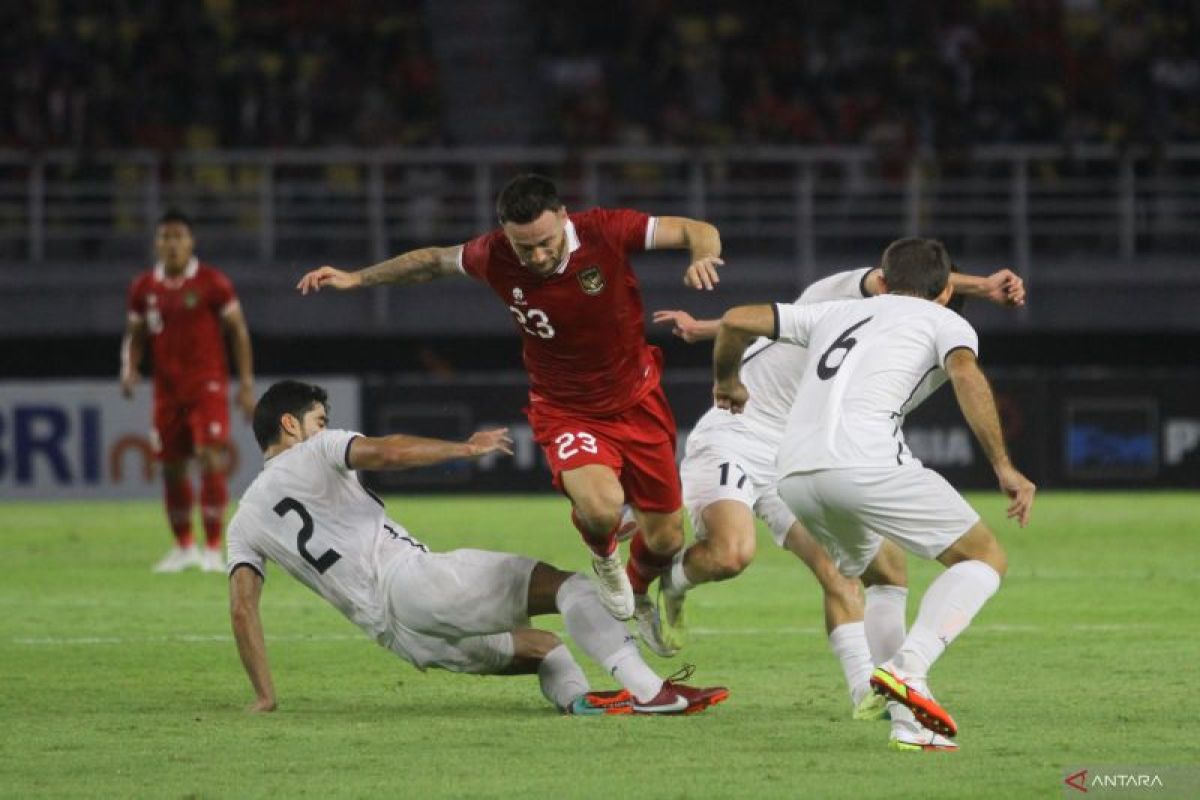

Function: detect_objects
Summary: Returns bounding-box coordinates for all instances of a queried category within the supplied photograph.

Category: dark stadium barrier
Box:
[360,370,1200,493]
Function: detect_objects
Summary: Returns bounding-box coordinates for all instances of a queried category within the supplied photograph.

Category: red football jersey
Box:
[126,258,238,401]
[460,208,660,416]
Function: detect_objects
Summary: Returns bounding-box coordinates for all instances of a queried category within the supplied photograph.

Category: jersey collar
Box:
[154,256,199,285]
[550,219,581,276]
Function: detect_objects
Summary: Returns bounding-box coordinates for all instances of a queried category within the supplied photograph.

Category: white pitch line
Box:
[10,622,1158,647]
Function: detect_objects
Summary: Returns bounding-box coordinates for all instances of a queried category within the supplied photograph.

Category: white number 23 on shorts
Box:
[555,431,599,461]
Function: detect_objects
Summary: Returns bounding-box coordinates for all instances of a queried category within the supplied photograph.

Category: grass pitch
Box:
[2,492,1197,798]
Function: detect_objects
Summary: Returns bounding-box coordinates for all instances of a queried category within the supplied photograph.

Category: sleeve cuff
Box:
[344,435,360,470]
[229,562,265,581]
[644,216,659,251]
[770,303,781,340]
[942,344,978,365]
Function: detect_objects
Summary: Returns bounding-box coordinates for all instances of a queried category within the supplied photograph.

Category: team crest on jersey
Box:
[184,291,199,309]
[577,266,605,295]
[511,287,527,305]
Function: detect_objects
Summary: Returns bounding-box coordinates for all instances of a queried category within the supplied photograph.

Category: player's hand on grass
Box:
[713,380,749,414]
[995,463,1035,527]
[247,696,277,713]
[684,256,724,291]
[652,310,710,343]
[983,269,1025,307]
[466,428,514,458]
[237,383,256,422]
[296,266,362,294]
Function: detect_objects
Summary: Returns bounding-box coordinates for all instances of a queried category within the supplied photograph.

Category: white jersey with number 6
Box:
[773,294,978,474]
[226,428,427,642]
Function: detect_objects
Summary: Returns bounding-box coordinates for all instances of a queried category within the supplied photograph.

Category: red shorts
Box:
[526,382,682,514]
[152,381,230,463]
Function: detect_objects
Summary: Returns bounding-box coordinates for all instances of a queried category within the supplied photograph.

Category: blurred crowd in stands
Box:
[3,0,1197,152]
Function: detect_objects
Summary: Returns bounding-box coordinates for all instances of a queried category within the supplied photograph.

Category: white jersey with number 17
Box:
[772,294,978,474]
[226,429,428,643]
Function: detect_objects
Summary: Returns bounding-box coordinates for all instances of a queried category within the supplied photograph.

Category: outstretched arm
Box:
[229,566,276,712]
[651,309,720,343]
[296,246,464,294]
[652,216,724,290]
[119,318,147,399]
[944,349,1036,526]
[858,267,1025,307]
[712,304,777,413]
[949,269,1025,307]
[221,305,256,421]
[347,428,514,471]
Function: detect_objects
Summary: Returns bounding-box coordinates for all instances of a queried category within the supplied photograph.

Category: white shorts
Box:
[380,548,537,674]
[680,418,797,546]
[777,465,980,577]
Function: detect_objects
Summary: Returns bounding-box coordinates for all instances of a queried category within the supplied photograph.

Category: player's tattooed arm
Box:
[229,565,277,713]
[296,246,463,294]
[651,309,720,343]
[119,317,147,398]
[712,304,776,413]
[945,349,1036,526]
[653,216,724,290]
[347,428,514,471]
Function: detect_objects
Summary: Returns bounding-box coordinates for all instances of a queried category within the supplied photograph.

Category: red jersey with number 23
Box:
[126,258,238,402]
[459,208,661,417]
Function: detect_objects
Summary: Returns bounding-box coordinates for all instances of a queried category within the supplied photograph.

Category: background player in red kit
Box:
[297,174,723,655]
[121,210,257,573]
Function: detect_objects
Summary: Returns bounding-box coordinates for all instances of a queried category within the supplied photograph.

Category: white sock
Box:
[864,585,908,665]
[556,573,663,702]
[602,645,664,703]
[829,622,875,705]
[666,550,694,596]
[538,644,590,711]
[893,561,1001,679]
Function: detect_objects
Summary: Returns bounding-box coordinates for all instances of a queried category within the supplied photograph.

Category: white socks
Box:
[538,644,590,710]
[555,573,663,703]
[665,551,694,596]
[828,622,875,705]
[893,560,1001,679]
[864,584,908,665]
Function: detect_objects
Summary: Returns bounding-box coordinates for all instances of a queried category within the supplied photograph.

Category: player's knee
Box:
[984,540,1008,578]
[708,541,754,581]
[572,494,623,534]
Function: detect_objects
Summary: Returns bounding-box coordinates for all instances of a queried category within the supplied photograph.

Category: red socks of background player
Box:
[572,509,618,557]
[164,475,195,548]
[200,470,228,550]
[626,533,674,596]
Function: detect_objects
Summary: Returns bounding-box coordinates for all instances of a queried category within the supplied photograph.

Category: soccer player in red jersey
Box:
[297,174,723,655]
[121,210,257,573]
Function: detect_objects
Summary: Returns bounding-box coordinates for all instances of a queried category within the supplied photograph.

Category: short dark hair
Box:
[496,174,563,224]
[158,209,193,230]
[881,238,952,300]
[252,380,329,450]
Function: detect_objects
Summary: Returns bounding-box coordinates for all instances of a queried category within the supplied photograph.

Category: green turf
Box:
[1,492,1197,798]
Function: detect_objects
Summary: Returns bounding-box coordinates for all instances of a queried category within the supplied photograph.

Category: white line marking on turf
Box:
[11,623,1155,647]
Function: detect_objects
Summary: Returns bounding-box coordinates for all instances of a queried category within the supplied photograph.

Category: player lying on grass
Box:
[713,238,1035,751]
[649,264,1024,719]
[227,380,729,716]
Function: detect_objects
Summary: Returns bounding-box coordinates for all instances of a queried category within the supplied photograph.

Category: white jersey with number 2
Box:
[226,429,427,643]
[772,294,978,475]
